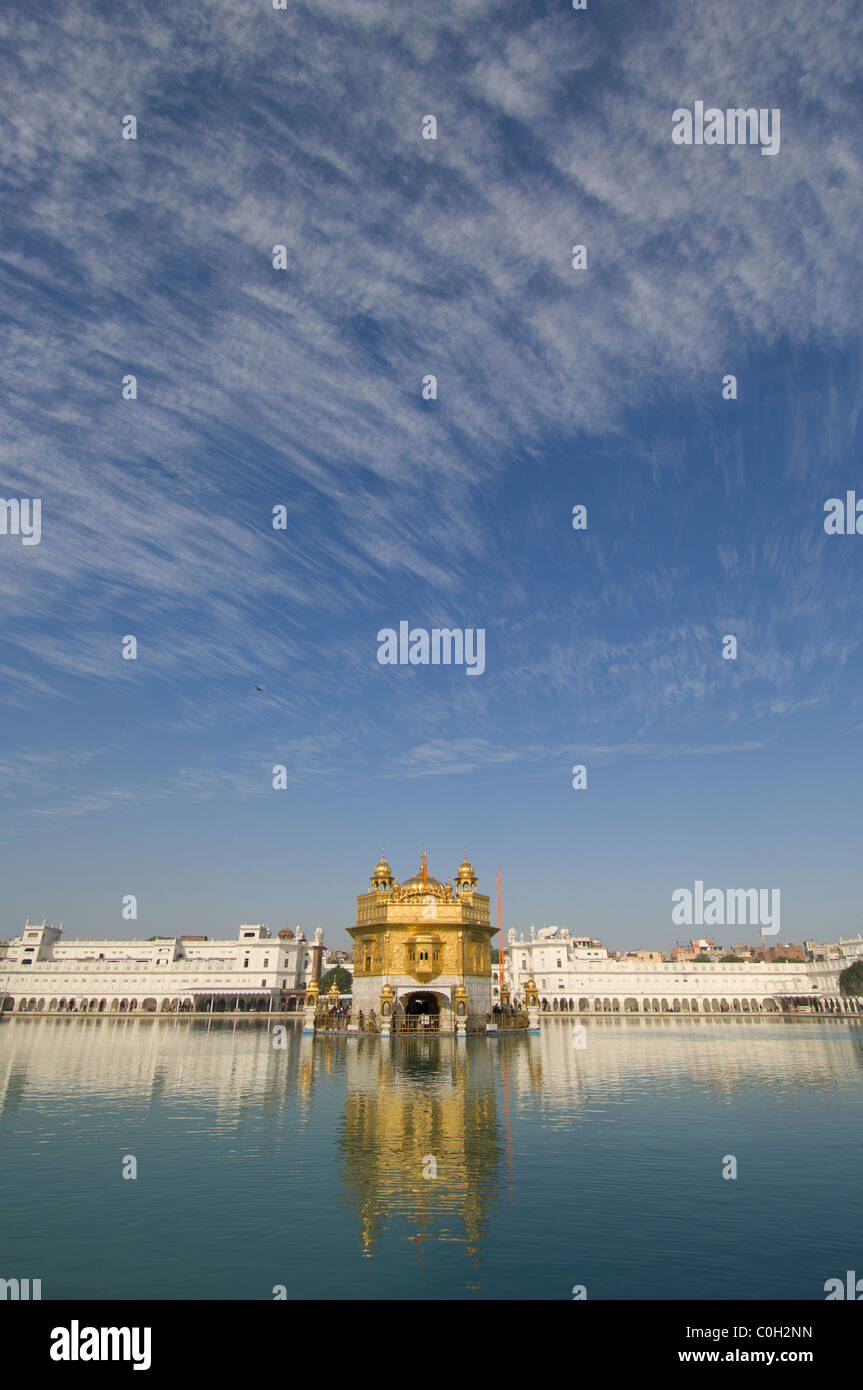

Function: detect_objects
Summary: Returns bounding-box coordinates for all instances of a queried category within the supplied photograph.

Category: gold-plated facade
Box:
[348,852,495,1030]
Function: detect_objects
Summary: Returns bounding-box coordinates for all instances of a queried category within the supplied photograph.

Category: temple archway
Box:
[402,992,441,1032]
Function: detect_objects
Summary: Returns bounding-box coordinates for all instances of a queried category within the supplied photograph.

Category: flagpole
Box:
[497,867,505,1002]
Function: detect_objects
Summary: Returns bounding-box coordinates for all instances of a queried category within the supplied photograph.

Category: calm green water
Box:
[1,1015,861,1300]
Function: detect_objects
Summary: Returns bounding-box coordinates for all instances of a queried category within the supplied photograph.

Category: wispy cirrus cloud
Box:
[0,0,861,816]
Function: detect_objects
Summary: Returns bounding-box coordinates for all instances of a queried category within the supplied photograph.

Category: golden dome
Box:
[456,848,476,881]
[401,872,444,893]
[371,849,393,881]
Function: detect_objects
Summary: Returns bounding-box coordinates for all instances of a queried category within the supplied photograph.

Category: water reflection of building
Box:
[340,1038,500,1255]
[498,1014,863,1109]
[0,1014,321,1123]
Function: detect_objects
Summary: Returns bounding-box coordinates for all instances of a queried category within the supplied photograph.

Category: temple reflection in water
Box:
[3,1014,863,1299]
[338,1035,502,1257]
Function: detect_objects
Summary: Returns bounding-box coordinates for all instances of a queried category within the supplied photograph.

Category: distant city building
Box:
[670,938,720,962]
[804,934,863,962]
[756,943,807,962]
[322,949,354,974]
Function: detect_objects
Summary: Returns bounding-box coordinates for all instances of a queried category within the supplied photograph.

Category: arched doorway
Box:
[402,992,440,1032]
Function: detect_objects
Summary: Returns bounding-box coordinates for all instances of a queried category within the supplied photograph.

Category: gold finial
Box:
[457,849,476,882]
[372,848,393,884]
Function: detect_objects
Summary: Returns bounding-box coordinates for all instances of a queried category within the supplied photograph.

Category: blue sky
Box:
[1,0,862,951]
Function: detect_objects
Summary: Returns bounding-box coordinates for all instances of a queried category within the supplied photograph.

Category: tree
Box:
[693,954,713,963]
[839,960,863,997]
[720,955,745,963]
[318,966,352,994]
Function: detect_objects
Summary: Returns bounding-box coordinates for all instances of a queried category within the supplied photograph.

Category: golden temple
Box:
[347,850,496,1034]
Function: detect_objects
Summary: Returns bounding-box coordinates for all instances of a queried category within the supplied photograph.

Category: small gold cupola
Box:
[455,848,477,894]
[371,848,394,892]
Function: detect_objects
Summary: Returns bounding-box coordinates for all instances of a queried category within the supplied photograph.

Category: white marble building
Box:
[495,927,863,1015]
[0,921,324,1015]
